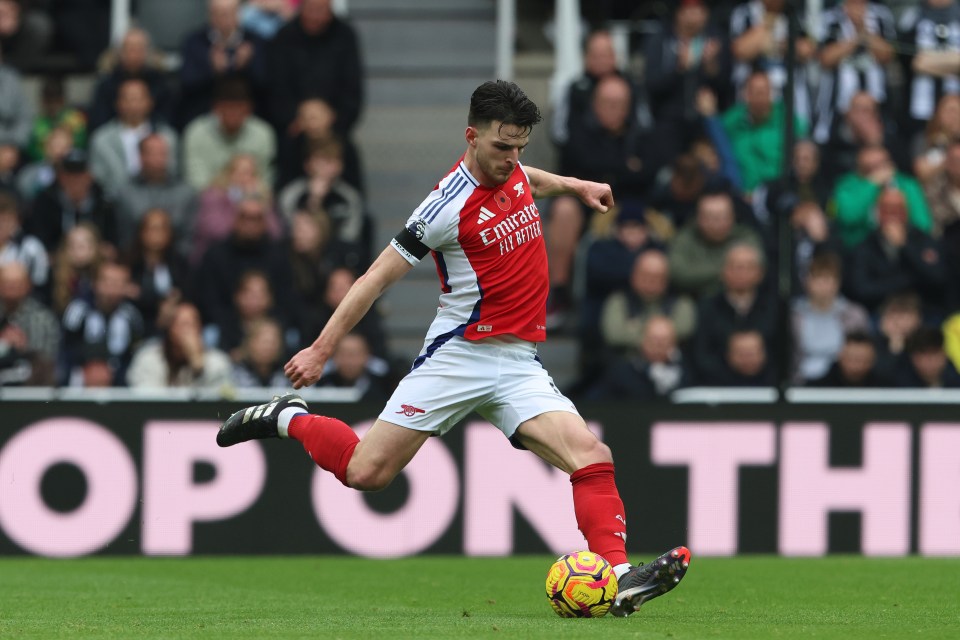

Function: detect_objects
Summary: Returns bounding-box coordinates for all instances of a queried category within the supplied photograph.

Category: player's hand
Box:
[285,344,328,389]
[580,181,614,214]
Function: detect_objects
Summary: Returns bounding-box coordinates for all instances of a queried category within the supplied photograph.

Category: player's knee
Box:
[346,465,395,492]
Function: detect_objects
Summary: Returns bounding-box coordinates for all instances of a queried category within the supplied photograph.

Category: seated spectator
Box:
[711,329,775,387]
[312,266,389,359]
[28,149,118,252]
[808,330,891,387]
[190,154,282,266]
[729,0,816,122]
[831,145,932,248]
[123,209,187,337]
[549,75,676,315]
[195,194,293,336]
[278,135,369,266]
[276,98,363,193]
[552,29,640,147]
[0,262,58,385]
[231,317,288,387]
[114,134,196,255]
[819,91,906,180]
[896,326,960,388]
[266,0,363,137]
[317,332,394,401]
[89,78,179,198]
[17,125,73,203]
[178,0,267,129]
[648,153,709,230]
[873,292,923,381]
[576,201,662,379]
[912,94,960,187]
[788,201,844,290]
[184,75,276,190]
[216,269,291,359]
[752,140,832,244]
[669,190,762,298]
[26,76,86,163]
[240,0,297,40]
[0,0,51,70]
[87,28,172,132]
[813,0,896,145]
[289,208,366,340]
[644,0,726,129]
[586,315,687,400]
[127,301,232,388]
[845,187,945,314]
[720,70,808,194]
[0,55,32,149]
[691,243,776,384]
[601,249,696,352]
[791,252,870,383]
[0,191,48,293]
[62,261,144,386]
[50,222,101,315]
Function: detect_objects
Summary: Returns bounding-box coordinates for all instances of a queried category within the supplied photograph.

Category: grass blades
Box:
[0,555,958,639]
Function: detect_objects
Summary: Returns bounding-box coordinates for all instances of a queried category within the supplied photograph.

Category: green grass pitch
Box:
[1,556,958,639]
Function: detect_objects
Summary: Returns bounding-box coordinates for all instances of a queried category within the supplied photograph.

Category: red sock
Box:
[569,462,628,567]
[288,414,359,487]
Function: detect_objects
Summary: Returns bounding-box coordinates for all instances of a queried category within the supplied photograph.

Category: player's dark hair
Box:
[468,80,542,135]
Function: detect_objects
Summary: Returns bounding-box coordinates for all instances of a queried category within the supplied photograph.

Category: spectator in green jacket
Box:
[720,70,808,194]
[830,145,932,248]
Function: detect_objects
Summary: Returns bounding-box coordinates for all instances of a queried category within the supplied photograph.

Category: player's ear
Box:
[465,126,478,147]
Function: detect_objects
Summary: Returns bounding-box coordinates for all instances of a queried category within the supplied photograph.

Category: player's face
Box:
[467,121,529,186]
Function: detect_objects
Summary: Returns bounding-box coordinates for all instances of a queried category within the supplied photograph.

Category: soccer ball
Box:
[544,551,618,618]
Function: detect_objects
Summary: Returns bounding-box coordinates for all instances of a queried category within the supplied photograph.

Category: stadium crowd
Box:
[1,0,960,400]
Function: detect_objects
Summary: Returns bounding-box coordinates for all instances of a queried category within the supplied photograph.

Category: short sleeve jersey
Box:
[391,158,548,345]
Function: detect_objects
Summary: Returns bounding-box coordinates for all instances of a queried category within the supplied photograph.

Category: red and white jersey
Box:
[390,157,548,352]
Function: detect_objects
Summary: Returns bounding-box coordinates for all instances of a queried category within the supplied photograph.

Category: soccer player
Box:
[216,80,690,616]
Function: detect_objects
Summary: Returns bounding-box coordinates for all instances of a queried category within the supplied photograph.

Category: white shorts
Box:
[378,335,580,441]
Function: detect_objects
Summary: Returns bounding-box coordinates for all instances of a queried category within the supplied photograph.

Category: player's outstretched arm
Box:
[284,246,414,389]
[524,165,614,213]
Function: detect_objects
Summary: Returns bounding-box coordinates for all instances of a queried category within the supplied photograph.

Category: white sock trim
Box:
[613,563,632,580]
[277,407,308,438]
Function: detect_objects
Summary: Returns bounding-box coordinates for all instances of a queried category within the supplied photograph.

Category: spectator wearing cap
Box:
[601,249,696,353]
[27,149,118,253]
[895,326,960,388]
[89,78,179,198]
[669,190,762,299]
[183,75,276,190]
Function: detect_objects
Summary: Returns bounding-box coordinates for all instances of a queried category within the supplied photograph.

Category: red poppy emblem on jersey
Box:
[495,190,512,211]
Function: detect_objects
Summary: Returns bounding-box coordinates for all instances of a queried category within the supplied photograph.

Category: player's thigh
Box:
[347,418,432,491]
[512,411,612,474]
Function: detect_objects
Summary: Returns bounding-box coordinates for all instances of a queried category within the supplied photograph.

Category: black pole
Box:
[777,2,798,398]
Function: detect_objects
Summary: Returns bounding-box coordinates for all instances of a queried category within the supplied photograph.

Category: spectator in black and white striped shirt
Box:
[813,0,896,144]
[898,0,960,135]
[0,191,48,296]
